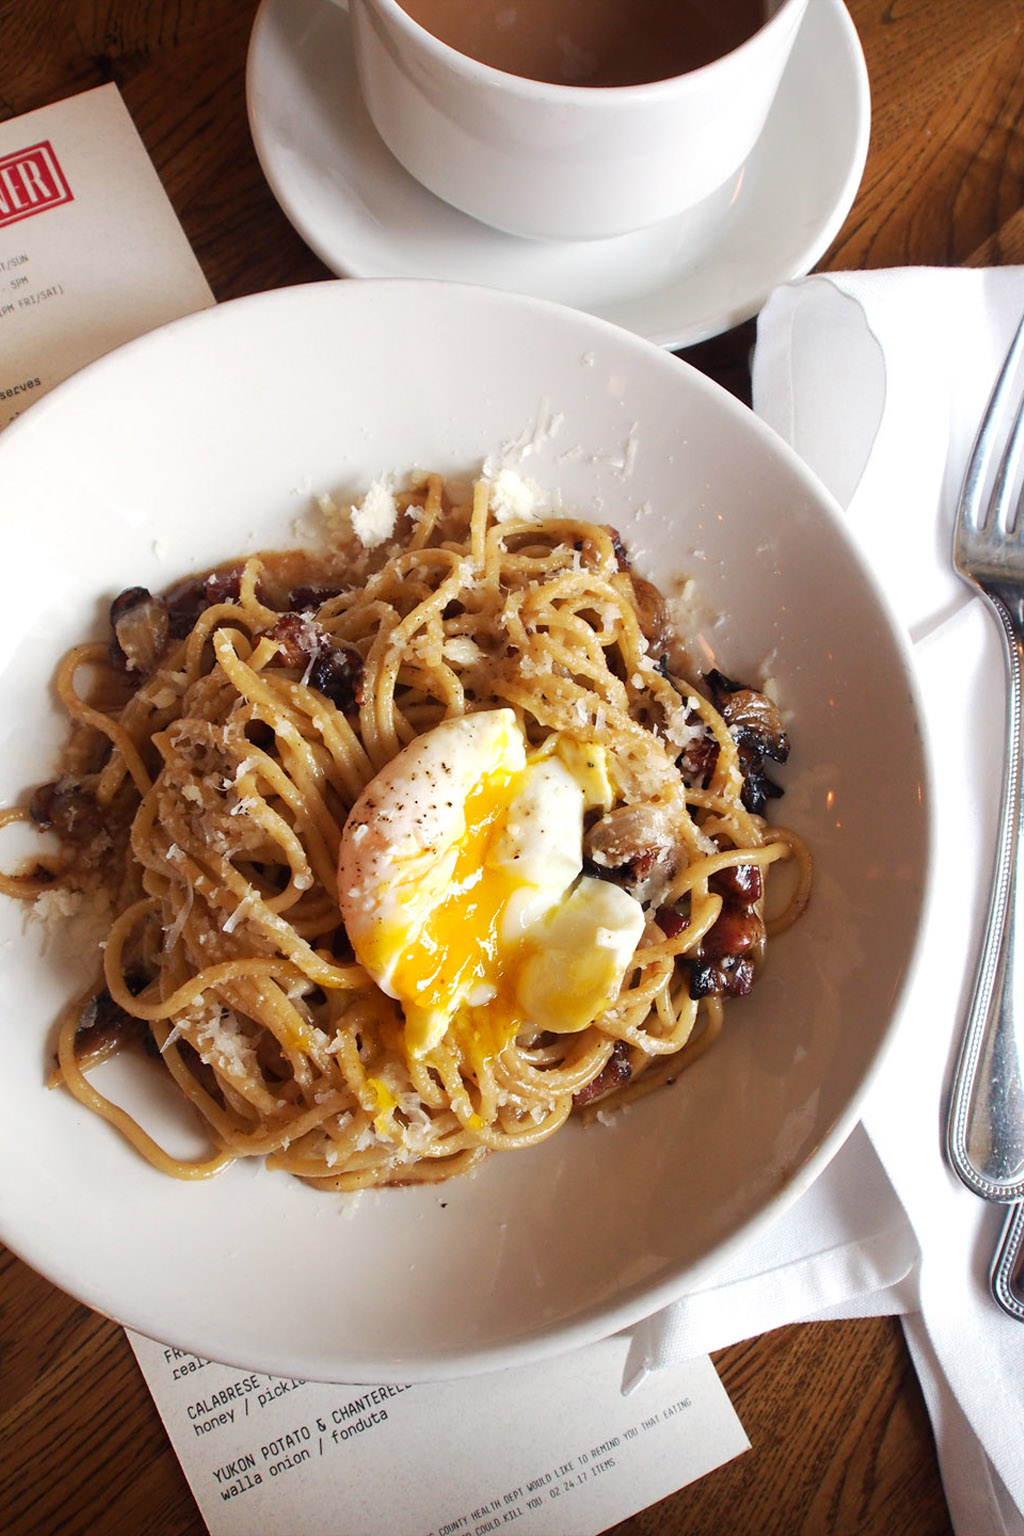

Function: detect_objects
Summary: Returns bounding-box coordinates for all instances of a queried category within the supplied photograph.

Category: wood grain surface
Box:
[2,1,1022,1531]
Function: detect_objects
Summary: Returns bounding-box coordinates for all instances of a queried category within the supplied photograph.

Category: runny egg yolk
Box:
[337,709,645,1060]
[394,763,526,1054]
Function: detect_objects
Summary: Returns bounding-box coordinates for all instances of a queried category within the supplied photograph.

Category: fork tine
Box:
[996,344,1024,539]
[959,311,1024,536]
[1012,448,1024,542]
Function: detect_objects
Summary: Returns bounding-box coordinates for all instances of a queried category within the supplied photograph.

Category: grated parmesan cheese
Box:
[163,878,194,952]
[662,705,703,752]
[33,886,84,921]
[195,1010,258,1080]
[485,468,546,523]
[350,476,399,548]
[442,636,484,667]
[222,889,255,935]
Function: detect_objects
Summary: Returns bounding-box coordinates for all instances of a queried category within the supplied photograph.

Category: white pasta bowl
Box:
[0,280,929,1383]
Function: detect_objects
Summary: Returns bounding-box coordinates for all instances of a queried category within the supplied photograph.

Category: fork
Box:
[946,313,1024,1267]
[945,313,1024,1322]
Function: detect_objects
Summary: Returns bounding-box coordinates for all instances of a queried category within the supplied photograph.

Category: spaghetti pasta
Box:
[0,472,810,1190]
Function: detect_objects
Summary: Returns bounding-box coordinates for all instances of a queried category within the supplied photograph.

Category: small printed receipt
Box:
[128,1330,749,1536]
[0,83,214,431]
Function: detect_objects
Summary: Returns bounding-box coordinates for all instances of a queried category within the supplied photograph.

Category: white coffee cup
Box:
[345,0,810,243]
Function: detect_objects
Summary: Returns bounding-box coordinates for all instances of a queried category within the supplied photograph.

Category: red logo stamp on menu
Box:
[0,141,73,230]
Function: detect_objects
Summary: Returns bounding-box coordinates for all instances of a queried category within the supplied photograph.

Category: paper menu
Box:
[127,1329,749,1536]
[0,82,214,431]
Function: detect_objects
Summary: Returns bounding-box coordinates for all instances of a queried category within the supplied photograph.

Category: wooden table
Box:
[1,2,1022,1532]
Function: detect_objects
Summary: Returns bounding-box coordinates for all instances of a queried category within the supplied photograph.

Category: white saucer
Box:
[246,0,870,351]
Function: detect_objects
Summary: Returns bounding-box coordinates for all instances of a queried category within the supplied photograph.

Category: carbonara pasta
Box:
[0,472,810,1189]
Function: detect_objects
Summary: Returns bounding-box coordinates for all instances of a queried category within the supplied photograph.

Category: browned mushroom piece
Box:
[705,668,789,761]
[628,572,678,659]
[109,586,171,674]
[704,668,790,815]
[30,778,109,849]
[72,988,145,1063]
[583,800,681,907]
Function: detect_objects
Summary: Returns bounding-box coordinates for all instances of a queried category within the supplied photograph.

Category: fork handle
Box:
[947,588,1024,1203]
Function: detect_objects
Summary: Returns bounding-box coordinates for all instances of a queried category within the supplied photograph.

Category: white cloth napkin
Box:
[625,266,1024,1536]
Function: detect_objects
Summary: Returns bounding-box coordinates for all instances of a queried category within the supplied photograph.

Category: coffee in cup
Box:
[394,0,770,88]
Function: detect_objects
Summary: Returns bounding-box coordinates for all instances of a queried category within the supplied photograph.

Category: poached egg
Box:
[337,709,645,1056]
